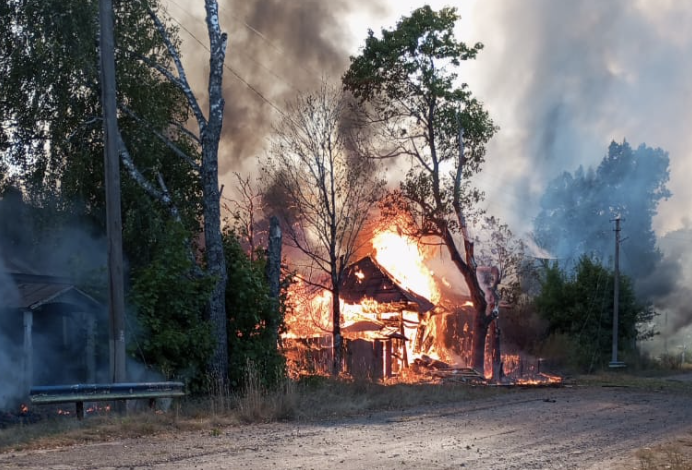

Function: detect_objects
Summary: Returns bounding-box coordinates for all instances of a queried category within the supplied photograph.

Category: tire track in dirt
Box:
[1,386,691,470]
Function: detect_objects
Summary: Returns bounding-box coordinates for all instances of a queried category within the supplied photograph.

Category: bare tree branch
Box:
[145,7,207,134]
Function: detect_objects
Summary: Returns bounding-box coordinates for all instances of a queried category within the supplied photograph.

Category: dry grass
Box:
[0,376,507,453]
[638,436,692,470]
[572,372,692,394]
[5,370,689,455]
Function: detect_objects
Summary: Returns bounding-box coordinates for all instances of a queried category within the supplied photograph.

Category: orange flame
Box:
[371,229,440,303]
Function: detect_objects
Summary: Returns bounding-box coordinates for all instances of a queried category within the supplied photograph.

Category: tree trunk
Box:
[331,282,342,376]
[265,215,282,345]
[201,0,229,388]
[470,313,491,374]
[440,227,488,372]
[202,152,228,385]
[491,318,502,383]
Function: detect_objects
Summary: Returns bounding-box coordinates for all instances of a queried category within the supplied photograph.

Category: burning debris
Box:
[282,225,563,386]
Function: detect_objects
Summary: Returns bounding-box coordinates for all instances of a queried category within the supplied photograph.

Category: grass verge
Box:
[0,377,507,452]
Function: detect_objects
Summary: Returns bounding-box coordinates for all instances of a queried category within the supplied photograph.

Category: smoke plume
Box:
[0,253,23,409]
[165,0,388,178]
[162,1,692,347]
[458,1,692,236]
[444,1,692,346]
[0,193,111,408]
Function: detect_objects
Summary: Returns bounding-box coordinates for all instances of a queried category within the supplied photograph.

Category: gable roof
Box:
[2,255,101,311]
[340,255,434,312]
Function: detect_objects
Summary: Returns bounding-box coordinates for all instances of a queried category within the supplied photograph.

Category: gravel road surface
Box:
[1,384,691,470]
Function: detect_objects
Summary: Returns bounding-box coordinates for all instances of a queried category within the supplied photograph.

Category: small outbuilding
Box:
[1,255,104,401]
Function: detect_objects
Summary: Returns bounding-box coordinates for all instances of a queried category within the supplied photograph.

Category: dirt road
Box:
[2,384,691,469]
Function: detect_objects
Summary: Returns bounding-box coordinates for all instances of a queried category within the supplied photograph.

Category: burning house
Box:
[339,255,433,379]
[283,227,485,382]
[282,225,560,385]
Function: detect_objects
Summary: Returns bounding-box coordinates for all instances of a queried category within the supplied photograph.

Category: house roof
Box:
[340,255,434,313]
[13,282,100,311]
[2,255,101,311]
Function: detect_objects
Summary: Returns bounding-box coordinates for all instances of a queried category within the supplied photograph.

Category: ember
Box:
[0,406,41,429]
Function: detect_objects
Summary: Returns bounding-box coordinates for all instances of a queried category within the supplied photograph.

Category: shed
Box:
[1,255,103,400]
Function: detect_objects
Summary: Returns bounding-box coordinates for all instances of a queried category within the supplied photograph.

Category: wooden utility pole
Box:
[609,217,625,368]
[99,0,127,383]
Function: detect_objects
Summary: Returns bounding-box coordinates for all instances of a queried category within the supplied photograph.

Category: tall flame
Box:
[371,229,440,303]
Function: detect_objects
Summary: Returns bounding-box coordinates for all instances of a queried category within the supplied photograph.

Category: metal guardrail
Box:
[30,382,185,419]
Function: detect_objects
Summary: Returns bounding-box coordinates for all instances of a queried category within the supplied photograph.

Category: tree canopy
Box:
[534,140,671,280]
[344,6,498,372]
[0,0,245,386]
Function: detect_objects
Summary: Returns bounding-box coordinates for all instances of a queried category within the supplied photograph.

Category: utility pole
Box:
[609,217,625,368]
[99,0,127,383]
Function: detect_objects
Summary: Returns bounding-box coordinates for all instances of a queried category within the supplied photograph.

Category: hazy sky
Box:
[155,0,692,356]
[167,0,692,240]
[368,1,692,239]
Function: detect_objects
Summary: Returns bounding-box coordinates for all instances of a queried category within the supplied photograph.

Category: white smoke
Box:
[0,252,24,409]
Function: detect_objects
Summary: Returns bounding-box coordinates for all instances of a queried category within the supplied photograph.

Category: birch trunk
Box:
[201,0,229,385]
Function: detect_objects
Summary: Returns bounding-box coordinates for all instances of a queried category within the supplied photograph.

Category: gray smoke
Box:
[459,1,692,236]
[642,226,692,356]
[450,1,692,348]
[165,0,388,178]
[0,192,112,408]
[161,2,692,347]
[0,253,23,409]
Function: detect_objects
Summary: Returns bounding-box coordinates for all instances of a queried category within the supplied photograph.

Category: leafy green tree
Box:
[0,0,230,381]
[223,230,286,389]
[535,256,656,371]
[534,140,671,280]
[343,6,497,372]
[130,222,214,386]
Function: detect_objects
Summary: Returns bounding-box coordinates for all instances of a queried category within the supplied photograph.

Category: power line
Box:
[163,9,288,118]
[166,0,300,93]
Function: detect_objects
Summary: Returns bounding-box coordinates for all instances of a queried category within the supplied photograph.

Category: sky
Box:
[164,0,692,352]
[166,0,692,236]
[367,1,692,238]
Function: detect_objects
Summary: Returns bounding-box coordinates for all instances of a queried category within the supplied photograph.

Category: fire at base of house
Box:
[282,242,561,386]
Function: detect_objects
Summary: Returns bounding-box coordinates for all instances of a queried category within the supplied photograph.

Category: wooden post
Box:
[384,340,393,378]
[399,311,408,368]
[86,315,96,383]
[99,0,127,384]
[23,310,33,393]
[609,217,625,368]
[265,215,282,344]
[62,314,69,348]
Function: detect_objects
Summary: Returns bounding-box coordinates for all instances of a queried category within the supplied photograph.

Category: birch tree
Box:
[124,0,229,384]
[1,0,231,384]
[343,6,498,372]
[262,82,385,375]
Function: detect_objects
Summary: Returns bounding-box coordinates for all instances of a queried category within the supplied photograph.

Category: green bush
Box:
[223,230,286,391]
[535,256,656,372]
[130,221,214,388]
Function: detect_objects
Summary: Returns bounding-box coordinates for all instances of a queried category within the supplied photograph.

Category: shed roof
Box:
[2,255,100,311]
